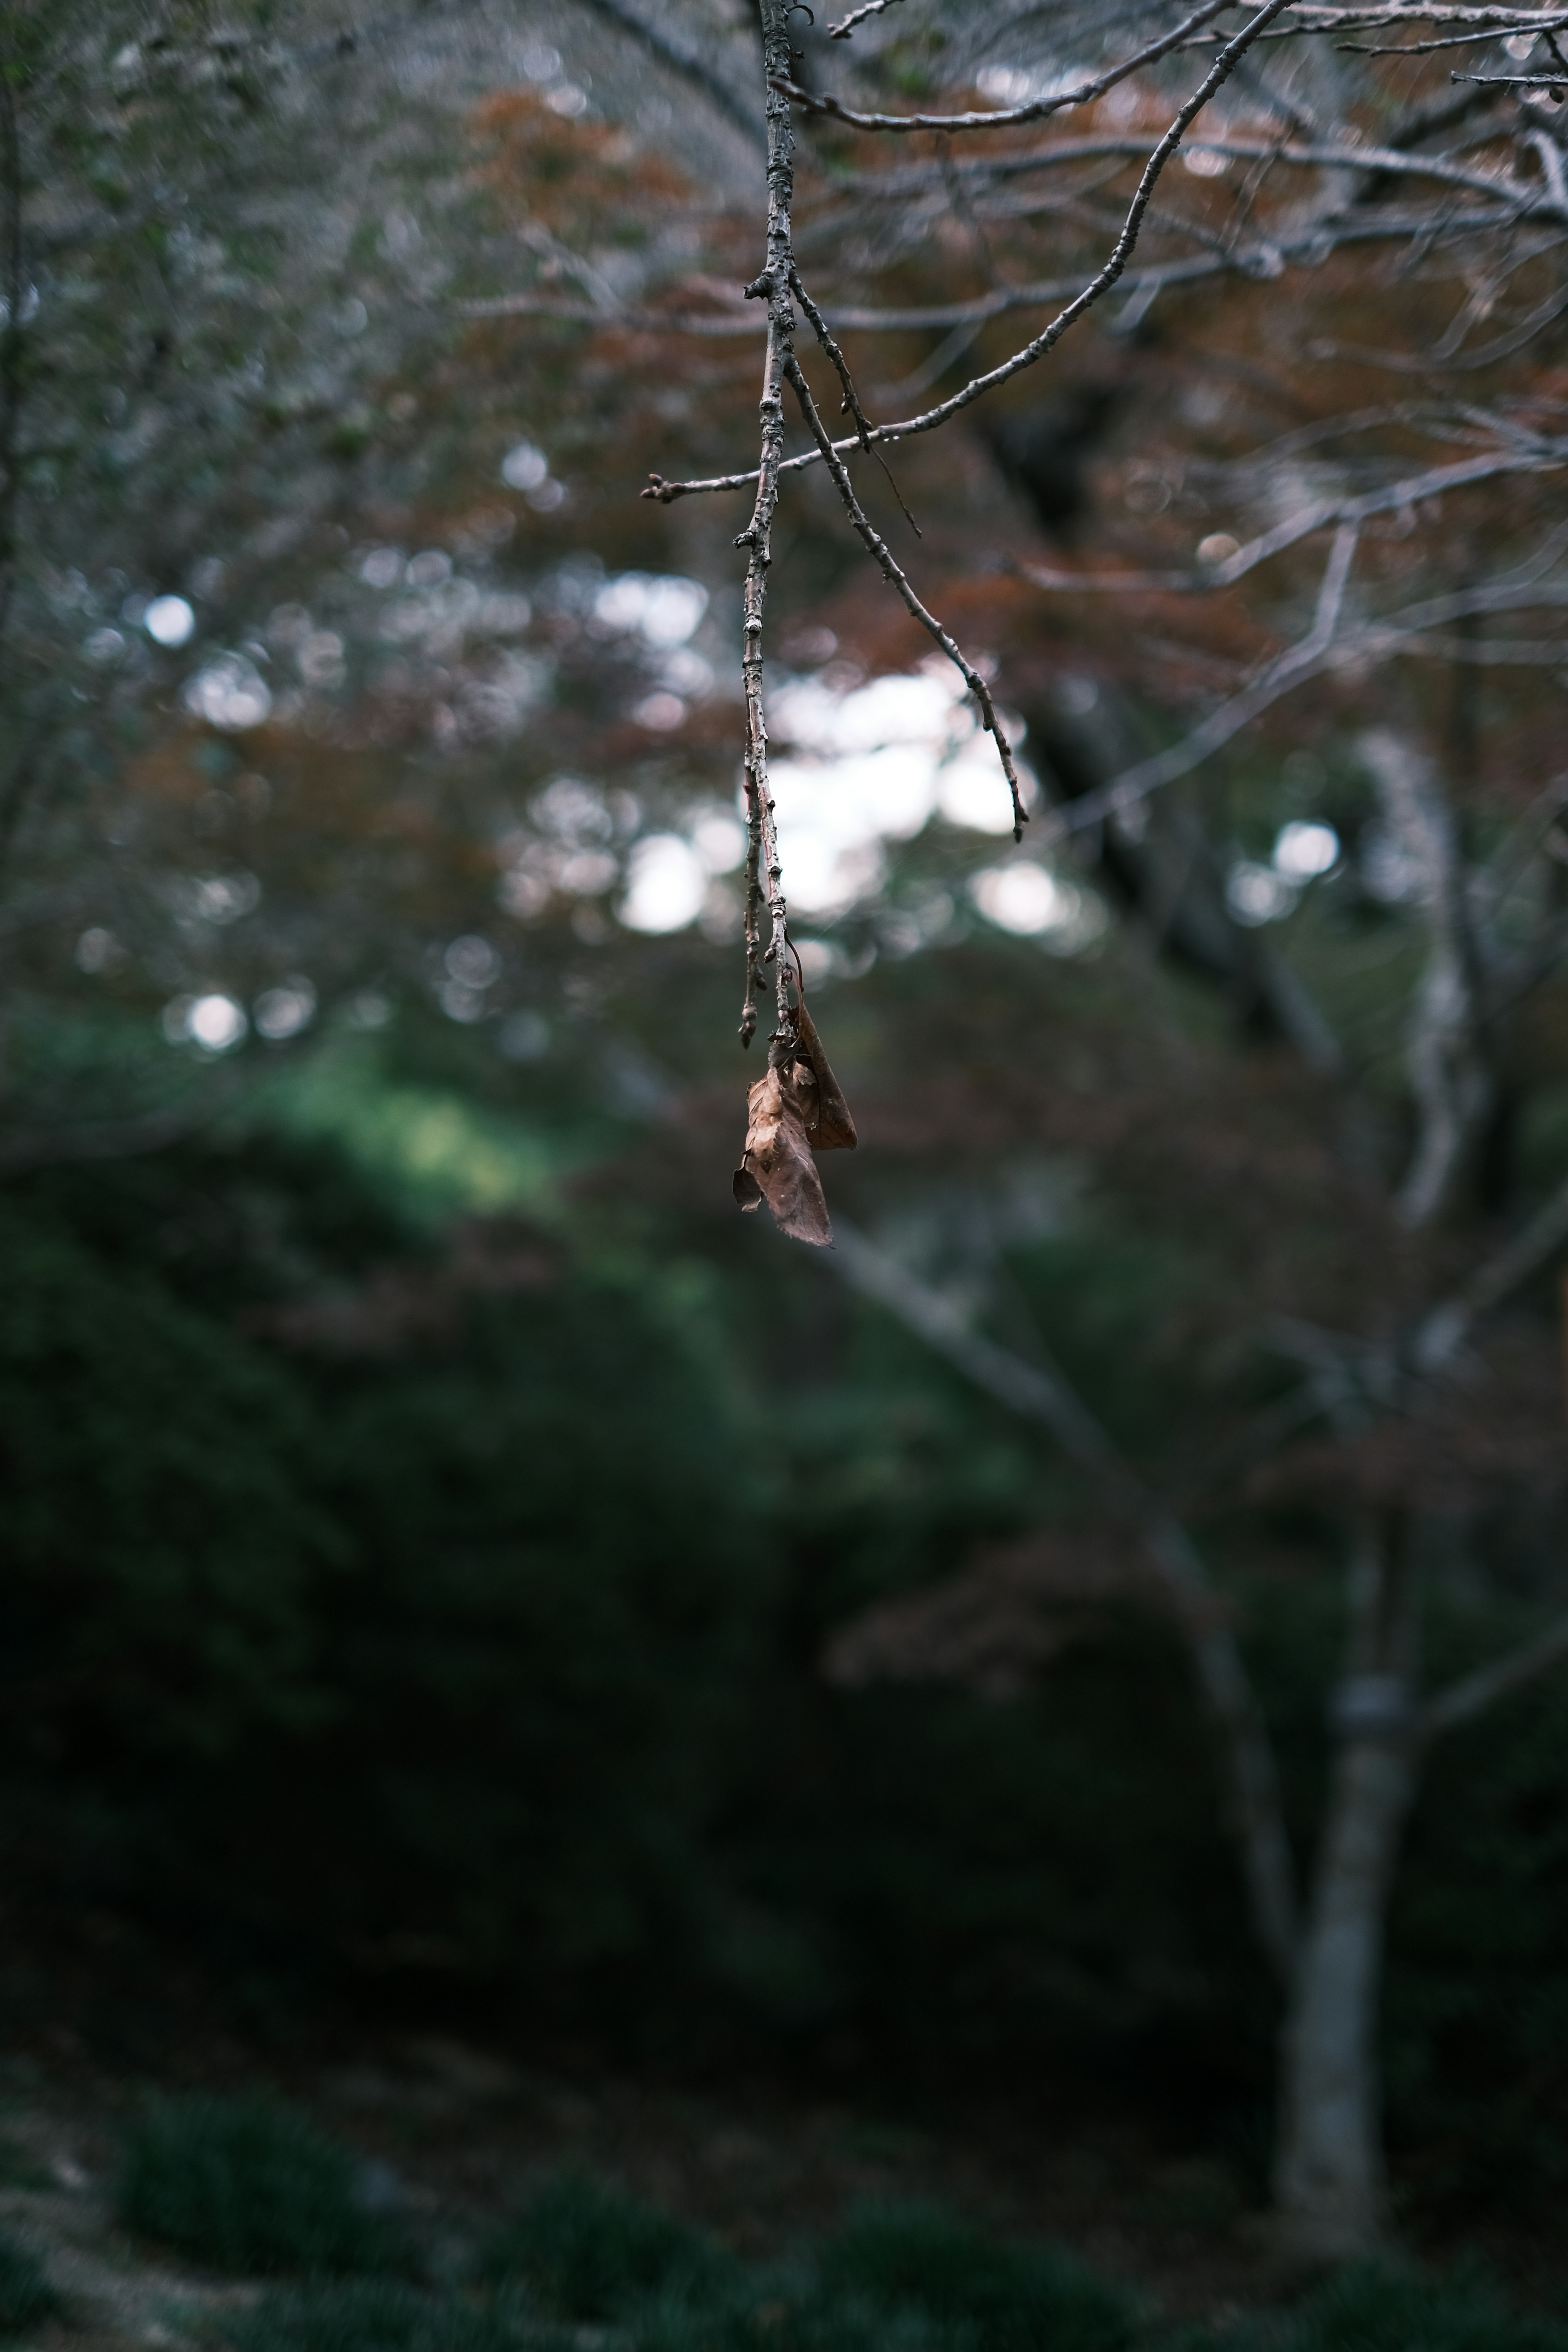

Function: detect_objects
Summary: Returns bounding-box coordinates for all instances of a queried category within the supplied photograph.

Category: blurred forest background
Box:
[4,0,1568,2333]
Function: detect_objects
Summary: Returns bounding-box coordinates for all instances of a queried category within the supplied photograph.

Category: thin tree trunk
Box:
[1273,1712,1414,2258]
[1273,1514,1417,2260]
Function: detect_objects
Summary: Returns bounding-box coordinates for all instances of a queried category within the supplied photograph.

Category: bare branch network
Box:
[635,0,1316,1233]
[593,0,1568,1240]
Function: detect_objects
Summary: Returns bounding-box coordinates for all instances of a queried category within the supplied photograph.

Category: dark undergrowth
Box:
[114,2114,1568,2352]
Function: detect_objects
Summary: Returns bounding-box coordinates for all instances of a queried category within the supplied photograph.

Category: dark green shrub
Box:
[118,2095,410,2276]
[633,2286,942,2352]
[0,1205,330,1760]
[1169,2263,1568,2352]
[482,2173,736,2322]
[231,2283,509,2352]
[0,2230,56,2334]
[816,2202,1138,2352]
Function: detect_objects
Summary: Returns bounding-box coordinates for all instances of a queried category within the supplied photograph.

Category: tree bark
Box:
[1273,1513,1417,2261]
[1273,1705,1414,2258]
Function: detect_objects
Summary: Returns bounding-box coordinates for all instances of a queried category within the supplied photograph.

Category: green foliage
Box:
[1167,2263,1568,2352]
[482,2174,736,2321]
[0,2230,57,2335]
[477,2183,1136,2352]
[814,2203,1139,2352]
[232,2283,508,2352]
[124,2174,1568,2352]
[0,1202,331,1757]
[118,2095,411,2277]
[2,1126,1567,2217]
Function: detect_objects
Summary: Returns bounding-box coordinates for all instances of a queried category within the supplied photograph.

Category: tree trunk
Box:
[1272,1687,1414,2261]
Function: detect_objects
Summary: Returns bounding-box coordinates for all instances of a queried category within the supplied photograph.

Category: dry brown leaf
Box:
[733,1061,833,1246]
[732,1004,856,1243]
[794,999,857,1152]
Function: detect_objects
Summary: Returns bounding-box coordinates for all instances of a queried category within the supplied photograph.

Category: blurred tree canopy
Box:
[2,0,1568,2273]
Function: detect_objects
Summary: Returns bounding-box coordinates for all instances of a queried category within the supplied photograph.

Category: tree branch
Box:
[643,0,1303,503]
[575,0,764,147]
[1419,1609,1568,1738]
[735,0,799,1058]
[827,0,905,36]
[1033,518,1568,846]
[827,1219,1301,1986]
[778,0,1240,133]
[1411,1163,1568,1368]
[0,1089,238,1176]
[783,349,1027,836]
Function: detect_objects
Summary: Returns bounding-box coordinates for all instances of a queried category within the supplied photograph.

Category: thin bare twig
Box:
[1419,1608,1568,1737]
[827,0,904,36]
[735,0,799,1058]
[828,1218,1301,1985]
[575,0,764,145]
[1343,16,1568,48]
[777,0,1250,134]
[492,203,1521,347]
[1411,1162,1568,1367]
[784,351,1027,835]
[1013,441,1568,601]
[1276,5,1568,30]
[647,0,1301,504]
[787,263,921,534]
[1039,520,1568,843]
[0,1086,241,1175]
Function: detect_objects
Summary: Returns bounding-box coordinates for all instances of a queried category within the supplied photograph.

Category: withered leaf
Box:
[793,999,857,1152]
[735,1063,833,1246]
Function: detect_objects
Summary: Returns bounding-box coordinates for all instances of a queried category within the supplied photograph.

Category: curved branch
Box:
[576,0,764,147]
[0,1088,239,1176]
[1419,1610,1568,1740]
[1031,515,1568,844]
[827,0,905,35]
[472,206,1518,350]
[1412,1164,1568,1369]
[828,1220,1301,1987]
[778,0,1239,133]
[644,0,1298,503]
[1015,443,1568,600]
[784,352,1027,835]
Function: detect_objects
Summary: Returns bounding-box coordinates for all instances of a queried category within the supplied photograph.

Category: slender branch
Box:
[641,120,1534,500]
[1411,1163,1568,1368]
[1030,525,1364,844]
[575,0,764,145]
[491,205,1516,345]
[769,132,1537,213]
[1419,1609,1568,1739]
[1274,4,1568,29]
[777,0,1241,133]
[828,1220,1301,1986]
[1528,126,1568,208]
[0,1089,239,1176]
[788,263,921,533]
[1015,510,1568,849]
[735,0,798,1058]
[1345,15,1568,47]
[784,352,1027,836]
[0,30,25,655]
[827,0,904,35]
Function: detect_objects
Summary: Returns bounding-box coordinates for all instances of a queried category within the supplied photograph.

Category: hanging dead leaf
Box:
[733,1061,833,1246]
[793,999,857,1151]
